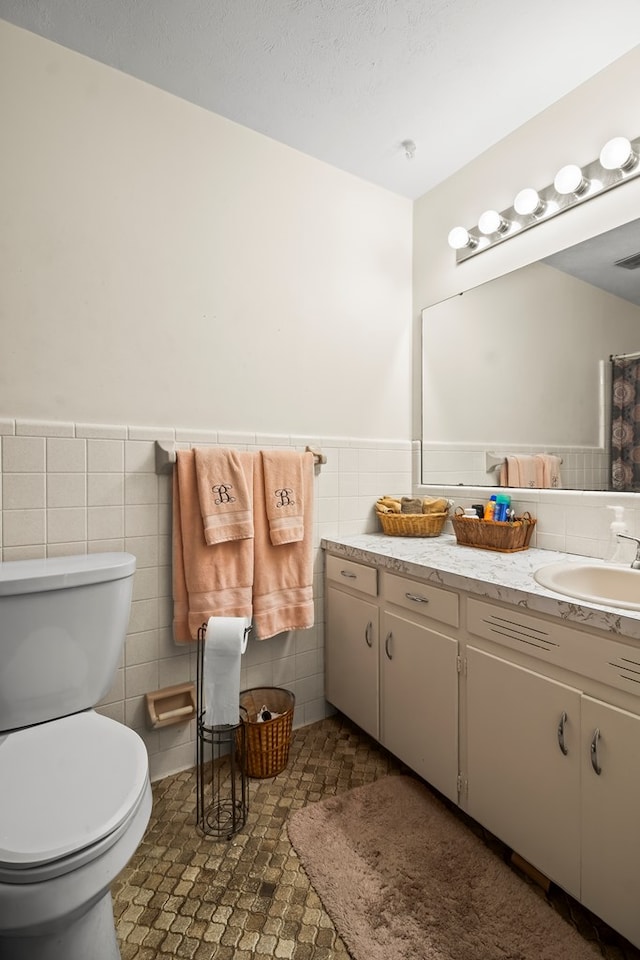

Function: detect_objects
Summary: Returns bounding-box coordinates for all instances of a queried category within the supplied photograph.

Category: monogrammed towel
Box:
[252,451,315,640]
[499,454,562,489]
[172,449,254,641]
[194,447,253,545]
[261,450,307,545]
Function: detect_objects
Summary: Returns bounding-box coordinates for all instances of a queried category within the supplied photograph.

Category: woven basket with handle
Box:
[451,508,536,552]
[238,687,295,779]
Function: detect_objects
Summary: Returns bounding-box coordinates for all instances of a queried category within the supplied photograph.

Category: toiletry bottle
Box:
[495,494,510,522]
[606,506,631,564]
[484,495,497,521]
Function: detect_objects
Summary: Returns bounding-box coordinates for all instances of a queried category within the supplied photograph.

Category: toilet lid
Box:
[0,711,149,869]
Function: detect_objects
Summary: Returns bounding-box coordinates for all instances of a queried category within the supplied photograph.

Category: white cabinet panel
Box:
[466,646,581,898]
[325,585,379,740]
[581,695,640,947]
[326,554,378,597]
[381,610,458,802]
[383,573,459,628]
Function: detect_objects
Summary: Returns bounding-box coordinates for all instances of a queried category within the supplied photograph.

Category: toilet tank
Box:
[0,552,136,732]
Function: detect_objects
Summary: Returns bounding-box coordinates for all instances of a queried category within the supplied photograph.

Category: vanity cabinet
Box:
[380,574,459,802]
[325,557,459,802]
[465,597,640,947]
[325,556,379,740]
[324,544,640,948]
[466,646,581,898]
[580,695,640,947]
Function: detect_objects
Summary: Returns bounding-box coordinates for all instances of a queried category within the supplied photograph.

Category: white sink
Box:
[533,560,640,611]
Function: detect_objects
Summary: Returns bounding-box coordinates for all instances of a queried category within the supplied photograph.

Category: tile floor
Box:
[113,714,640,960]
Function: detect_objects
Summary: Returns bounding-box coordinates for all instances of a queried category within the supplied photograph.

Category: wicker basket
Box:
[377,511,448,538]
[238,687,295,779]
[452,508,536,553]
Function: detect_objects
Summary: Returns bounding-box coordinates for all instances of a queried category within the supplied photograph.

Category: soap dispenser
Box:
[606,506,631,564]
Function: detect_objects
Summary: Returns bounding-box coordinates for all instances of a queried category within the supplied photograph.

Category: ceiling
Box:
[544,218,640,307]
[1,1,640,199]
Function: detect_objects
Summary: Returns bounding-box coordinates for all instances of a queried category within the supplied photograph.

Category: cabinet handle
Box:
[365,621,373,648]
[557,711,568,756]
[340,570,357,579]
[590,728,602,775]
[405,592,430,604]
[385,631,393,660]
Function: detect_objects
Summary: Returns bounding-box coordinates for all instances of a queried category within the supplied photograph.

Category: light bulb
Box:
[600,136,636,171]
[554,164,588,195]
[514,187,544,216]
[478,210,508,235]
[447,226,476,250]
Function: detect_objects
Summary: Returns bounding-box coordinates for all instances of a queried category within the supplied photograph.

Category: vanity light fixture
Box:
[553,163,590,196]
[599,136,637,171]
[448,133,640,262]
[513,187,544,217]
[478,209,510,235]
[447,226,478,250]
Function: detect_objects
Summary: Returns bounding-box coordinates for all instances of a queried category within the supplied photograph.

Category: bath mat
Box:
[287,775,601,960]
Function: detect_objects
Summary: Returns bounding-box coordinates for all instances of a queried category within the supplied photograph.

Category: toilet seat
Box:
[0,711,149,883]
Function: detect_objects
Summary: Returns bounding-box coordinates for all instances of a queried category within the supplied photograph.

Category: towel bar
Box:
[485,452,505,474]
[155,440,326,473]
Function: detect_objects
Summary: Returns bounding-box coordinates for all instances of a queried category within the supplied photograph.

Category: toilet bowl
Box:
[0,552,151,960]
[0,711,152,960]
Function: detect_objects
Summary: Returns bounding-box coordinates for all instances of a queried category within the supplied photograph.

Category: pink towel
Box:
[172,449,254,642]
[261,450,306,545]
[194,446,253,545]
[252,451,315,640]
[499,455,541,488]
[499,454,562,489]
[536,453,562,489]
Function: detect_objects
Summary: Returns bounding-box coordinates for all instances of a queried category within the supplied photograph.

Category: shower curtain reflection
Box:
[611,354,640,491]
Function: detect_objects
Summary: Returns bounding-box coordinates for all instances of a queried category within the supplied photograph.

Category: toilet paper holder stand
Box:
[195,621,250,840]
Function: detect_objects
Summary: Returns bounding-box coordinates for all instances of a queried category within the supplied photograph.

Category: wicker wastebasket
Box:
[238,687,295,779]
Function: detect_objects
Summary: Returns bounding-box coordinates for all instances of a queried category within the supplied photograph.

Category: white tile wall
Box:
[414,441,640,562]
[10,421,632,783]
[421,442,609,491]
[0,418,412,782]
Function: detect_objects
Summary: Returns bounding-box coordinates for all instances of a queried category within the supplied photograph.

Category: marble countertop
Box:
[321,533,640,641]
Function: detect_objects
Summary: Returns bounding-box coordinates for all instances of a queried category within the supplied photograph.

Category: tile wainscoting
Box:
[421,442,609,491]
[0,417,412,781]
[413,443,640,559]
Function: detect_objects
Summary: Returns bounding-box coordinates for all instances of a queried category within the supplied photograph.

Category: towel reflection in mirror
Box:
[499,454,563,489]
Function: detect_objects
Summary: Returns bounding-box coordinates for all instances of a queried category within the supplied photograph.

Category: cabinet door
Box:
[326,585,379,739]
[466,646,581,898]
[581,695,640,947]
[380,611,458,802]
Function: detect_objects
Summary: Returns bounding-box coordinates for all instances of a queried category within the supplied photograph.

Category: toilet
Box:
[0,552,152,960]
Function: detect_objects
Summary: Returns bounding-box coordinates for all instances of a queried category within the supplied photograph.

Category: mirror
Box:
[421,218,640,491]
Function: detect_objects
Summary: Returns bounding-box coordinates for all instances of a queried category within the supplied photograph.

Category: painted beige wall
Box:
[0,21,412,439]
[413,44,640,438]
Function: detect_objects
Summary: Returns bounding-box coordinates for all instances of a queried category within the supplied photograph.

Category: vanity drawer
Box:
[382,572,459,628]
[467,597,640,699]
[326,554,378,597]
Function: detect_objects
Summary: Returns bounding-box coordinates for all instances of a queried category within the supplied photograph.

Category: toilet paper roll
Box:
[203,616,250,727]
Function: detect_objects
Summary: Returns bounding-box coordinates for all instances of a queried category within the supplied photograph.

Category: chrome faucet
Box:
[617,534,640,569]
